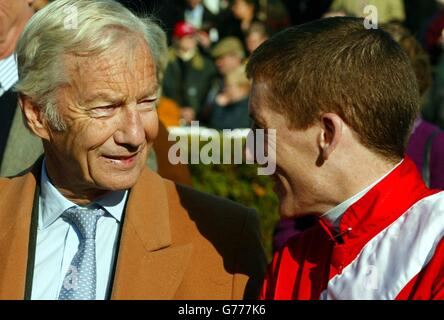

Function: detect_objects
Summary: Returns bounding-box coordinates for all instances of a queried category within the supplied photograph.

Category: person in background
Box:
[183,0,219,49]
[200,36,245,122]
[184,0,217,30]
[206,66,251,130]
[231,0,261,33]
[263,0,291,34]
[162,21,217,125]
[247,17,443,300]
[403,0,438,37]
[423,3,444,129]
[384,22,444,190]
[0,0,37,174]
[215,0,259,46]
[328,0,405,24]
[281,0,333,25]
[245,22,269,55]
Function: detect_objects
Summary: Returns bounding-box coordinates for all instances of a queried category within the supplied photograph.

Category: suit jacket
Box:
[0,89,19,169]
[0,159,266,299]
[0,96,42,177]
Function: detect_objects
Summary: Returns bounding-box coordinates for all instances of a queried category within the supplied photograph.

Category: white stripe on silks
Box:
[0,53,18,94]
[320,191,444,300]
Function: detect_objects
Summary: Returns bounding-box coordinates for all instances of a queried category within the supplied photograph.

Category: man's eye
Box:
[138,98,157,110]
[90,105,118,117]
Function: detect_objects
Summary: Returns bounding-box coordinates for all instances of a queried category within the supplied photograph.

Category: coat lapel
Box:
[0,162,192,299]
[111,168,192,299]
[0,166,39,299]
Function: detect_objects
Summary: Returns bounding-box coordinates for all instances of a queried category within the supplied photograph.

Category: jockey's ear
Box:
[319,113,344,161]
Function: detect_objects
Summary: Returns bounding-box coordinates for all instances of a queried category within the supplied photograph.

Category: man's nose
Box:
[114,107,145,148]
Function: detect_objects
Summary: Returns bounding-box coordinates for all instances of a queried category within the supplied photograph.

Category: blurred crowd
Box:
[119,0,444,252]
[112,0,444,134]
[14,0,444,133]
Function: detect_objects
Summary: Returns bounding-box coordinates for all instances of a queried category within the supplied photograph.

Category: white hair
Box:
[15,0,167,131]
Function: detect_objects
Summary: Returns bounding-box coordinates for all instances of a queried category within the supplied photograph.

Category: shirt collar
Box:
[39,159,128,230]
[318,156,439,245]
[0,53,18,96]
[320,159,404,231]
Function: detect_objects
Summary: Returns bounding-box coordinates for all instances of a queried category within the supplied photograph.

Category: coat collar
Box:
[0,158,41,299]
[317,156,440,245]
[0,159,192,300]
[110,167,192,299]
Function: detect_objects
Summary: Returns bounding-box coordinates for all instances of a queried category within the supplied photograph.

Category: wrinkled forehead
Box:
[63,38,157,100]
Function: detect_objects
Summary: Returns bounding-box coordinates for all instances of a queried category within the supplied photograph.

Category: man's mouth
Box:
[102,152,140,168]
[104,154,137,160]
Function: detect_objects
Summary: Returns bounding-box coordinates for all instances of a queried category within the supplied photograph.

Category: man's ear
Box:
[20,95,50,141]
[319,113,343,161]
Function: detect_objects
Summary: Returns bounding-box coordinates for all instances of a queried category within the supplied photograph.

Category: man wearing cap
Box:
[200,36,246,124]
[162,21,217,125]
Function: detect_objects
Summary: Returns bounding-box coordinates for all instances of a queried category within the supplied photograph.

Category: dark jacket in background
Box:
[163,49,217,113]
[0,89,18,168]
[206,97,251,130]
[281,0,333,25]
[406,117,444,190]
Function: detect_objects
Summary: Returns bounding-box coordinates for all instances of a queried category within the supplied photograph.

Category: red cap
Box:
[173,21,196,39]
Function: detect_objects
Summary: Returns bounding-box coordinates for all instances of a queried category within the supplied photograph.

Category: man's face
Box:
[177,35,197,53]
[215,53,242,75]
[249,82,328,218]
[44,39,159,195]
[231,0,252,20]
[246,32,267,54]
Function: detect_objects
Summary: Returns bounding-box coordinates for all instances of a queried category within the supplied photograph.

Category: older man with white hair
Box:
[0,0,266,300]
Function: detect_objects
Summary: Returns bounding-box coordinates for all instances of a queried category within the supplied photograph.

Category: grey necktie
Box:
[58,206,105,300]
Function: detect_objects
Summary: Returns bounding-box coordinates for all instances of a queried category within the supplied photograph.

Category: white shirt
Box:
[31,161,128,300]
[185,4,204,29]
[0,53,18,97]
[322,160,403,230]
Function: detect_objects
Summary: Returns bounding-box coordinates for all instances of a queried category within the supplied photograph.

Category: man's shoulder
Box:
[0,171,29,191]
[415,190,444,211]
[0,176,12,192]
[0,169,36,210]
[159,178,261,248]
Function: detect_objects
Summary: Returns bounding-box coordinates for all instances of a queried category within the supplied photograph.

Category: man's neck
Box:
[51,184,111,206]
[322,153,401,215]
[44,160,111,206]
[321,159,402,229]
